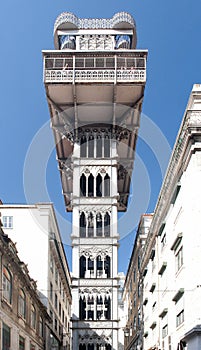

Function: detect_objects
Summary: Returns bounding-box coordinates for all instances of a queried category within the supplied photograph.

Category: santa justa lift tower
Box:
[43,11,147,350]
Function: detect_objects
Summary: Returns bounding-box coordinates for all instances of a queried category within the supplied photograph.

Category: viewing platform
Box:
[43,51,147,84]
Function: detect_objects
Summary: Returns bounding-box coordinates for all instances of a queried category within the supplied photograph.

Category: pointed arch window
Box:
[88,212,94,237]
[80,212,86,237]
[96,212,103,237]
[104,256,111,278]
[87,296,94,320]
[88,345,94,350]
[79,345,86,350]
[80,256,86,278]
[79,297,86,320]
[97,256,103,277]
[96,174,102,197]
[104,213,110,237]
[97,295,104,320]
[104,174,110,196]
[2,266,12,304]
[88,257,94,273]
[80,174,86,197]
[88,174,94,197]
[104,296,111,320]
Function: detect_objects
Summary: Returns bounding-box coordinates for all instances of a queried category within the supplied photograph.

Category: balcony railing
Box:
[43,54,146,83]
[44,68,146,83]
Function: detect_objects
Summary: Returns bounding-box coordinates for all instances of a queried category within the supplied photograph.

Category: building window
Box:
[176,309,184,327]
[162,324,168,338]
[18,289,26,318]
[133,269,136,283]
[55,270,58,285]
[39,316,43,337]
[30,304,36,329]
[2,266,12,304]
[19,335,25,350]
[176,246,183,272]
[2,323,10,350]
[30,343,36,350]
[50,282,53,300]
[104,212,110,237]
[55,318,57,332]
[80,212,86,237]
[50,256,54,273]
[2,216,13,228]
[161,233,167,250]
[55,293,58,310]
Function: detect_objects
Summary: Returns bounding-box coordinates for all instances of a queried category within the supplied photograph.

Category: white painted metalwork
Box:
[45,68,145,83]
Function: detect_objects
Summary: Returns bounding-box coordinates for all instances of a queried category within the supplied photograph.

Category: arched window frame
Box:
[18,288,26,319]
[2,266,12,304]
[31,304,36,329]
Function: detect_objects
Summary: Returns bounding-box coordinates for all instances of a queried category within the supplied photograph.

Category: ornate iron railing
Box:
[44,68,146,83]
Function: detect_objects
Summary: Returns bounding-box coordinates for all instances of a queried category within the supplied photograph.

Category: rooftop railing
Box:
[43,54,146,83]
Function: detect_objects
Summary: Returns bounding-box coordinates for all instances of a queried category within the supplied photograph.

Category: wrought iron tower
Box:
[43,11,147,349]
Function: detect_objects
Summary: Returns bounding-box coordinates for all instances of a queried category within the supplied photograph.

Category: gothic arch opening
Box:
[96,212,103,236]
[80,174,86,197]
[104,212,110,237]
[88,174,94,197]
[79,296,86,320]
[96,174,102,197]
[104,255,111,278]
[80,256,86,278]
[104,174,110,196]
[80,212,86,237]
[88,212,94,237]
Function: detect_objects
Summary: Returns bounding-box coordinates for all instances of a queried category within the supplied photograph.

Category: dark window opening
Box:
[80,212,86,237]
[88,212,94,237]
[80,256,86,278]
[104,256,111,278]
[80,174,86,197]
[104,213,110,237]
[104,136,110,158]
[96,174,102,197]
[88,136,94,158]
[104,174,110,196]
[80,136,87,157]
[104,297,111,320]
[88,174,94,197]
[96,213,102,236]
[79,297,86,320]
[96,136,102,158]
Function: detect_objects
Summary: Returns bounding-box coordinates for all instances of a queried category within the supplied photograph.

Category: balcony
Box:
[43,52,146,84]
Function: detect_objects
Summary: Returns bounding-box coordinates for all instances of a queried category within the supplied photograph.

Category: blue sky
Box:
[0,0,201,273]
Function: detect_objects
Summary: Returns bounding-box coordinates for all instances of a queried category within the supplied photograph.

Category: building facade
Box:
[0,203,72,350]
[0,221,50,350]
[43,11,147,350]
[124,84,201,350]
[123,214,152,350]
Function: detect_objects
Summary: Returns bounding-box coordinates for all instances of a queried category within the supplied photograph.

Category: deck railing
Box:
[43,54,146,83]
[44,68,146,83]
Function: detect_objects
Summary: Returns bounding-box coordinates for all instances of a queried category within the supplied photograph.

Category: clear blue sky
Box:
[0,0,201,273]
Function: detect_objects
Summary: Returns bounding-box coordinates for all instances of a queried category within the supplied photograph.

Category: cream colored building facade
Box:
[0,203,72,350]
[141,84,201,350]
[0,222,50,350]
